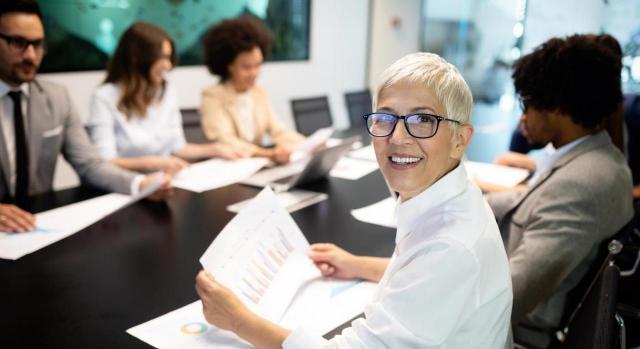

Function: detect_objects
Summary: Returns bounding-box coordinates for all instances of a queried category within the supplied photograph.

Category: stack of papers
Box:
[128,188,377,348]
[172,158,270,193]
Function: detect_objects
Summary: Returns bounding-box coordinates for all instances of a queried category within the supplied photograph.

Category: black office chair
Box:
[556,244,623,349]
[344,89,372,129]
[551,222,635,349]
[290,96,333,136]
[180,108,207,143]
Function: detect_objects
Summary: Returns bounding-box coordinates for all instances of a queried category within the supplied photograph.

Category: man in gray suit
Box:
[0,0,171,232]
[486,34,634,348]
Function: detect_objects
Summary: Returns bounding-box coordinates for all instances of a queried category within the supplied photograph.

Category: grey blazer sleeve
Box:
[59,88,138,194]
[507,178,604,323]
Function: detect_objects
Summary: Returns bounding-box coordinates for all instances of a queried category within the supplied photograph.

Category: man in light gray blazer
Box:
[486,34,634,348]
[0,0,170,232]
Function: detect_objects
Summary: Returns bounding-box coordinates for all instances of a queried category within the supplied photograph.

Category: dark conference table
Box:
[0,169,396,348]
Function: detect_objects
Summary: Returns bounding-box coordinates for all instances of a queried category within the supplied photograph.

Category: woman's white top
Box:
[234,89,255,142]
[87,83,186,159]
[284,164,513,349]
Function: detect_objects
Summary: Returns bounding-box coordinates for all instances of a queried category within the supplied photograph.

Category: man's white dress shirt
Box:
[86,82,187,159]
[0,81,29,195]
[284,164,513,348]
[527,137,589,186]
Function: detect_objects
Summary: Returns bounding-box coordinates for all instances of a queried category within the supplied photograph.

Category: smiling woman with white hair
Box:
[195,52,513,349]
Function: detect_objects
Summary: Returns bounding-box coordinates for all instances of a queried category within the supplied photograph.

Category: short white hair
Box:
[373,52,473,126]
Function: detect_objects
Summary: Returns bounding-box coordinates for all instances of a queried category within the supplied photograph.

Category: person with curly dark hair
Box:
[200,16,304,164]
[490,34,625,187]
[485,34,633,348]
[86,22,248,177]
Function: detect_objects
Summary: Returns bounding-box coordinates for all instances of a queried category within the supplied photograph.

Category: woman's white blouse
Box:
[87,83,186,159]
[284,164,513,349]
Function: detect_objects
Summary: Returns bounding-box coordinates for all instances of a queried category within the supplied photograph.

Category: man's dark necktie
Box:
[7,91,29,208]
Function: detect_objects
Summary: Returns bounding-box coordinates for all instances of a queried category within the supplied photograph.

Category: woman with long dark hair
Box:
[87,22,247,175]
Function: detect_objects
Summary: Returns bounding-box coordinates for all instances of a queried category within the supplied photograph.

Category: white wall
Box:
[523,0,604,52]
[44,0,371,190]
[368,0,422,91]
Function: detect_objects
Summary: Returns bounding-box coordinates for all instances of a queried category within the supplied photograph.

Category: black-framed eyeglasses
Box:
[0,33,46,54]
[363,112,461,139]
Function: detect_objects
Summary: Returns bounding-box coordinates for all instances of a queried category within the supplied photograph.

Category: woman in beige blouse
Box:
[200,16,304,164]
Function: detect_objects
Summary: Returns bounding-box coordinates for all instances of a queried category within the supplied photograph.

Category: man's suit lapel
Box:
[499,131,611,222]
[27,81,50,176]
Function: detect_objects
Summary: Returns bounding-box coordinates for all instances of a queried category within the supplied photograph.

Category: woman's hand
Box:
[270,145,291,164]
[307,243,362,279]
[210,143,252,160]
[195,271,251,333]
[139,172,174,201]
[161,156,190,175]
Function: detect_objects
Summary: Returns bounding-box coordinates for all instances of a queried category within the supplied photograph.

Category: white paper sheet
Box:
[330,157,379,180]
[172,158,269,193]
[464,161,530,187]
[127,301,254,349]
[0,193,133,260]
[347,144,376,162]
[280,279,377,336]
[290,127,334,162]
[350,196,397,228]
[127,280,377,349]
[226,189,328,213]
[200,187,320,322]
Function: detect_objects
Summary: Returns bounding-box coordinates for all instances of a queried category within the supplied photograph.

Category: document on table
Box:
[347,144,376,162]
[290,127,334,162]
[330,156,379,180]
[0,193,133,260]
[464,161,530,187]
[227,189,328,213]
[172,158,270,193]
[128,187,377,348]
[350,196,397,228]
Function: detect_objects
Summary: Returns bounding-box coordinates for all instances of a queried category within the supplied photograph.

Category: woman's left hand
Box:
[211,143,252,160]
[195,270,250,332]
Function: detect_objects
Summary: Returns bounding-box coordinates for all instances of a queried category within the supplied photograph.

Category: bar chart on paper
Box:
[240,229,296,305]
[199,188,321,322]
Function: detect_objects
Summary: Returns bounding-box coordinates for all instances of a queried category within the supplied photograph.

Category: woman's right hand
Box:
[156,156,189,175]
[307,243,362,279]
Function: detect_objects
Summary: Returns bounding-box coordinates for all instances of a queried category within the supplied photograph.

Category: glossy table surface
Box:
[0,170,395,348]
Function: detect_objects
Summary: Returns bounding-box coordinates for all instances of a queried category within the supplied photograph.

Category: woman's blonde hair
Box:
[373,52,473,130]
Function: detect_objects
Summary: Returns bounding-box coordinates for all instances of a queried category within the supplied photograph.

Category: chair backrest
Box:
[180,108,207,144]
[556,221,633,349]
[290,96,333,136]
[344,89,372,128]
[561,261,620,349]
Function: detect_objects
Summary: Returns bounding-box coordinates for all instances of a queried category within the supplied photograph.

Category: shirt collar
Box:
[528,134,591,186]
[0,80,29,98]
[395,162,468,245]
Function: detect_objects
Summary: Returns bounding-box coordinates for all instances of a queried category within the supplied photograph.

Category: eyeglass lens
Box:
[366,113,439,138]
